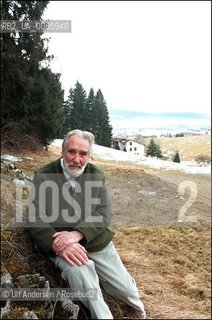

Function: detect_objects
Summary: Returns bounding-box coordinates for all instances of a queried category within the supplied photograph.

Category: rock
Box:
[1,161,32,182]
[43,280,53,305]
[0,273,13,318]
[0,300,11,319]
[52,298,80,319]
[38,276,46,288]
[0,272,81,319]
[12,178,26,186]
[1,272,13,288]
[15,273,41,288]
[23,310,38,319]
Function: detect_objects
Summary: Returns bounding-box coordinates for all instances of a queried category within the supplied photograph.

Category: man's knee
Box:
[55,256,93,270]
[58,259,96,281]
[67,259,94,272]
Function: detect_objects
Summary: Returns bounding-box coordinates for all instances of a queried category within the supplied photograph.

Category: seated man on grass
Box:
[27,129,146,319]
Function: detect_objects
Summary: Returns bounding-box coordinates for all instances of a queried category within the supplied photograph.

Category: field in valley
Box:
[1,135,211,319]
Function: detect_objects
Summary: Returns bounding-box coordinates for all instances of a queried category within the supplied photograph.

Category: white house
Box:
[112,138,145,158]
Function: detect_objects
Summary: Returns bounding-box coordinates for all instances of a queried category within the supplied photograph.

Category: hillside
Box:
[1,146,211,319]
[50,136,211,174]
[145,133,211,161]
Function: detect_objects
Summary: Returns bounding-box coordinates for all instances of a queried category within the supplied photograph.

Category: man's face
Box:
[62,135,90,178]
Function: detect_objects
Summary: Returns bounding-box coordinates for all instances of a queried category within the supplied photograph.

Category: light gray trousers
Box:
[51,241,146,319]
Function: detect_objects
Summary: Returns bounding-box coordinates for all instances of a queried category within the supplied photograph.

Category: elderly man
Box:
[27,129,146,319]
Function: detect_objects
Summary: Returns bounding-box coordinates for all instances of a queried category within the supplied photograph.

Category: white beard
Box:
[63,160,87,178]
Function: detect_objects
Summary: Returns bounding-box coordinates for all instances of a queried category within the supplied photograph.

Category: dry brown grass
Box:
[113,225,211,319]
[145,134,211,161]
[1,122,43,151]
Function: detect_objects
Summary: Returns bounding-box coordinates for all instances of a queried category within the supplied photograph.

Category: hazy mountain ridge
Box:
[109,110,211,136]
[110,110,210,119]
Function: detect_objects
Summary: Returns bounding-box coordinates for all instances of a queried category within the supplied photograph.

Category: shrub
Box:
[195,155,211,165]
[173,151,180,163]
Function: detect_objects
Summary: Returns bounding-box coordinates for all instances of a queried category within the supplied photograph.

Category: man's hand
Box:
[57,242,88,266]
[52,230,84,252]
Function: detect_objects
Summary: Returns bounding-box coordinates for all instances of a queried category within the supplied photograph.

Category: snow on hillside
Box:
[51,139,211,175]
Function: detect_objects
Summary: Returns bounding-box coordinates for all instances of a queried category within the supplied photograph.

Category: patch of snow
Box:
[1,154,22,162]
[51,139,63,147]
[138,157,211,174]
[12,179,26,186]
[50,139,211,175]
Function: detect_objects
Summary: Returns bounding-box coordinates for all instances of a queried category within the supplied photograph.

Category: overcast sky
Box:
[43,1,211,115]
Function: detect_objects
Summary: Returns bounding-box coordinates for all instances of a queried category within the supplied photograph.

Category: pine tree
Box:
[1,0,50,125]
[27,68,64,146]
[84,88,95,132]
[146,139,157,157]
[173,151,180,163]
[155,143,163,158]
[63,83,113,146]
[146,139,163,158]
[62,99,72,135]
[92,90,113,147]
[1,0,65,148]
[64,81,87,131]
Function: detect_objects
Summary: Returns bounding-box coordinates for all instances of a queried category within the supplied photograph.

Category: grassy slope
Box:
[1,138,211,319]
[145,133,211,161]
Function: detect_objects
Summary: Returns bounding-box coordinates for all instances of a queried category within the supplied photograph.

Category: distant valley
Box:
[109,110,211,136]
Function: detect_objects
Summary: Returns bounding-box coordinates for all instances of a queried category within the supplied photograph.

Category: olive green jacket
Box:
[27,158,114,256]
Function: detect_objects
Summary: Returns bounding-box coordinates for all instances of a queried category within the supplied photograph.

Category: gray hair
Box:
[62,129,95,155]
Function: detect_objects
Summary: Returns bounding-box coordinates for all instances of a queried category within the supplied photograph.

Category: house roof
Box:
[112,138,129,142]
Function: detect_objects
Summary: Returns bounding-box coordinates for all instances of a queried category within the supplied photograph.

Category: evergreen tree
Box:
[92,90,113,147]
[1,0,50,125]
[63,85,113,147]
[155,144,163,158]
[62,98,72,135]
[27,68,64,146]
[1,0,64,148]
[64,81,87,131]
[84,88,95,132]
[146,139,157,157]
[146,139,163,158]
[173,151,180,163]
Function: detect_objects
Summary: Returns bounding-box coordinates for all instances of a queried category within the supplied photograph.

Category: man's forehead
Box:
[66,136,90,149]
